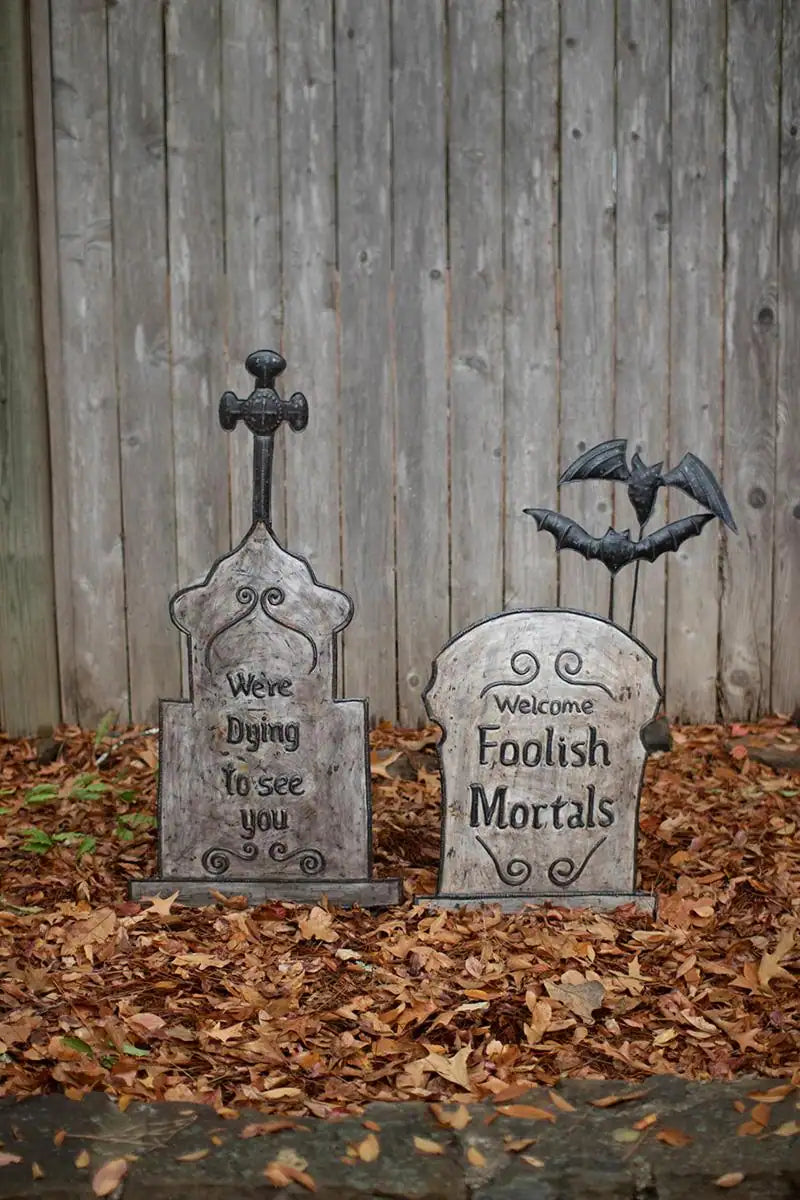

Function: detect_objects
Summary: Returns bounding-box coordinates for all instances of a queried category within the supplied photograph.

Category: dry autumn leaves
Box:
[0,718,798,1115]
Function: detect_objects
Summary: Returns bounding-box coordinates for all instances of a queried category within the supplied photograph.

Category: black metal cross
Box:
[219,350,308,528]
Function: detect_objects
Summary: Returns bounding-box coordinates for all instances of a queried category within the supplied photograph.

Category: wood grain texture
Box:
[335,1,395,714]
[222,0,284,546]
[503,0,560,613]
[51,0,128,724]
[279,2,341,590]
[30,0,75,722]
[0,0,60,735]
[720,0,780,719]
[558,0,616,620]
[613,0,670,661]
[666,0,725,722]
[166,0,228,588]
[392,0,449,724]
[773,0,800,714]
[448,0,504,632]
[108,0,180,722]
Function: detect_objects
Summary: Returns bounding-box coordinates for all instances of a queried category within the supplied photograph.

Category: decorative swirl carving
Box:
[268,841,325,876]
[547,836,607,888]
[480,650,541,698]
[201,841,258,876]
[260,588,319,675]
[476,835,532,888]
[554,649,615,700]
[204,586,259,670]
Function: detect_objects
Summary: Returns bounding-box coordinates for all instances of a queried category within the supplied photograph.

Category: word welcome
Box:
[478,724,611,768]
[226,715,300,752]
[222,764,304,797]
[493,693,594,716]
[469,783,614,830]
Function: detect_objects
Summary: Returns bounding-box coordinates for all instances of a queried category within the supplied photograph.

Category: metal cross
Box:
[219,350,308,528]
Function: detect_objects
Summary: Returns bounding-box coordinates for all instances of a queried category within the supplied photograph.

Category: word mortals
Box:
[240,807,288,837]
[478,724,610,768]
[226,671,293,699]
[222,765,304,797]
[226,715,299,753]
[493,694,594,716]
[469,784,614,830]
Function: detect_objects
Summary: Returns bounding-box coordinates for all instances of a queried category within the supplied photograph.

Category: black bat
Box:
[523,508,715,575]
[560,438,737,531]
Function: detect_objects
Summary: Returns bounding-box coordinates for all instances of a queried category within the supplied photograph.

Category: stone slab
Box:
[419,609,660,911]
[129,877,403,908]
[419,890,657,914]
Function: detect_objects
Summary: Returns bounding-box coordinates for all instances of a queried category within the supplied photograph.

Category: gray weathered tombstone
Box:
[130,351,401,908]
[418,609,659,913]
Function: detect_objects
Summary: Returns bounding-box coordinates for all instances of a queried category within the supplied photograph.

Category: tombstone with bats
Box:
[419,438,735,914]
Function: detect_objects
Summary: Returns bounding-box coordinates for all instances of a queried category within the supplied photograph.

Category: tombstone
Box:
[418,610,660,913]
[130,351,401,908]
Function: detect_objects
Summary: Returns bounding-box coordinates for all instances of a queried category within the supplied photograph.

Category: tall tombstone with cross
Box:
[130,351,401,907]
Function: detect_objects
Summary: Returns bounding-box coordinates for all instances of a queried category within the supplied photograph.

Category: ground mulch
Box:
[0,718,797,1116]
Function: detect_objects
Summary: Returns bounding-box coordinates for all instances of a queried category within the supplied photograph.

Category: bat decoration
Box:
[560,438,737,531]
[526,437,737,631]
[523,509,714,575]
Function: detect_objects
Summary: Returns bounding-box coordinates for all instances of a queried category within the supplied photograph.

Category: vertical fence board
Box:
[335,2,395,714]
[503,0,560,613]
[280,2,341,590]
[448,0,504,632]
[108,0,180,722]
[558,0,616,619]
[0,0,60,735]
[614,0,670,660]
[392,0,449,724]
[667,0,725,722]
[30,0,75,723]
[720,0,780,719]
[222,0,284,546]
[773,1,800,715]
[51,0,128,724]
[166,0,228,588]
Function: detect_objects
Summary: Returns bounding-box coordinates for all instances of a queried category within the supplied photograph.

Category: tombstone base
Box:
[129,877,403,909]
[418,890,657,915]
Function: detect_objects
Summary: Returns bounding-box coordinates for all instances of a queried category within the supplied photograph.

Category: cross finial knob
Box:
[219,349,309,437]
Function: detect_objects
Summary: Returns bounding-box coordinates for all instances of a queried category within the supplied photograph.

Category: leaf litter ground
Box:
[0,719,797,1117]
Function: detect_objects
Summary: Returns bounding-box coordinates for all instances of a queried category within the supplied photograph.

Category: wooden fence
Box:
[1,0,798,734]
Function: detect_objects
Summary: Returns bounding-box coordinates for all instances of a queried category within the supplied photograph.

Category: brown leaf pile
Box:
[0,718,798,1114]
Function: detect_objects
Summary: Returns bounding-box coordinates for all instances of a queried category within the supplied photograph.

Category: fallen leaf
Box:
[297,906,338,943]
[92,1158,129,1196]
[467,1145,487,1167]
[31,1162,44,1180]
[175,1149,209,1162]
[589,1091,648,1108]
[757,928,795,990]
[413,1137,445,1155]
[418,1046,472,1090]
[504,1137,536,1152]
[521,1155,545,1167]
[0,1154,22,1167]
[775,1121,800,1136]
[545,977,605,1024]
[633,1113,658,1131]
[750,1103,770,1128]
[548,1090,576,1113]
[612,1128,640,1144]
[75,1150,91,1168]
[356,1132,380,1162]
[656,1128,692,1147]
[141,891,180,917]
[496,1105,555,1122]
[747,1085,794,1103]
[431,1103,471,1130]
[714,1172,745,1188]
[240,1121,299,1138]
[524,1000,552,1046]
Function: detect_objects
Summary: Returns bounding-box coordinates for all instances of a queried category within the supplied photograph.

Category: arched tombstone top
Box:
[171,521,353,702]
[420,609,661,913]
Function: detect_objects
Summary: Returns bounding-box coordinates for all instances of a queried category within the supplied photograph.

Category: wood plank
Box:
[613,0,670,661]
[666,0,725,722]
[773,0,800,714]
[221,0,284,546]
[334,1,395,717]
[0,0,60,735]
[448,0,504,632]
[279,3,341,593]
[720,0,780,719]
[51,0,128,724]
[30,0,76,722]
[558,0,616,619]
[503,0,559,613]
[166,0,228,587]
[392,0,449,724]
[108,0,180,722]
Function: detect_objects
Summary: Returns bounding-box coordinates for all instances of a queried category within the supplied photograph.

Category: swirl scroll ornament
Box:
[479,650,541,699]
[554,649,615,700]
[475,835,532,888]
[546,836,607,888]
[204,586,259,670]
[268,841,326,876]
[201,841,258,876]
[260,588,319,675]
